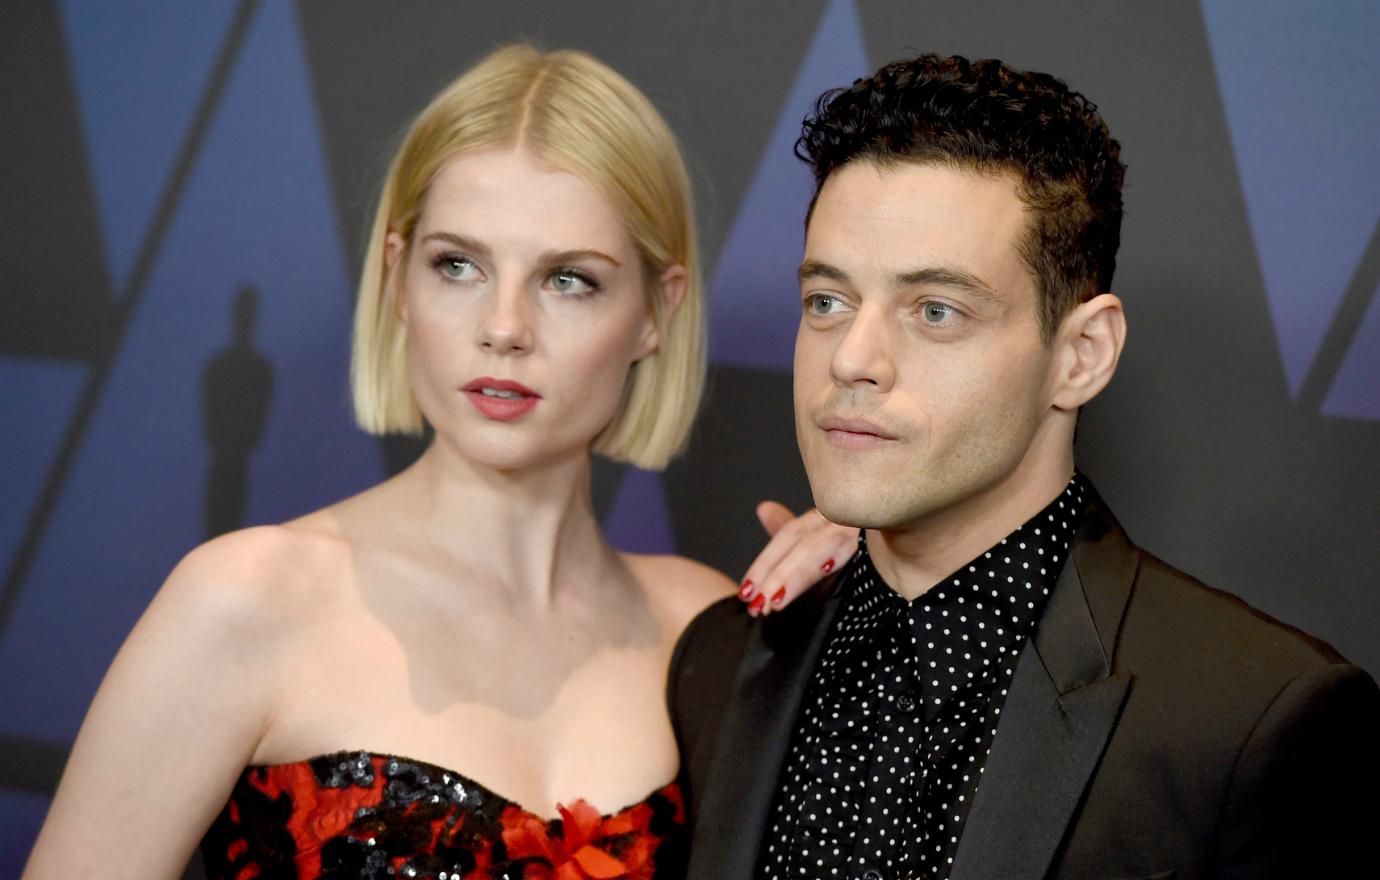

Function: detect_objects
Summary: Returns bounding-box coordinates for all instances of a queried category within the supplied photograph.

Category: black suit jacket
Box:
[668,495,1380,879]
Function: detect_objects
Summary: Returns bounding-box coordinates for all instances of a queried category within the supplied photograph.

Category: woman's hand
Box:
[737,502,858,617]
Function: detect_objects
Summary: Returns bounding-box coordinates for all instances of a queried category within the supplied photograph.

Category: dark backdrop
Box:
[2,1,1377,874]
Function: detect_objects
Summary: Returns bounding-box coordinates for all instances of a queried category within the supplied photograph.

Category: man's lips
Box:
[461,377,540,421]
[817,415,899,449]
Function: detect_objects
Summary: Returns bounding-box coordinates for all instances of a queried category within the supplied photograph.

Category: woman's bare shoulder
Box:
[159,514,353,633]
[20,522,357,876]
[622,552,738,633]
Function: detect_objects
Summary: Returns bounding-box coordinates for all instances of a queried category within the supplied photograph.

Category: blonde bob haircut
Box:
[351,44,705,470]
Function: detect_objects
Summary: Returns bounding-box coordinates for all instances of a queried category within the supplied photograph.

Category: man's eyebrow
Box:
[894,266,1003,305]
[798,259,851,285]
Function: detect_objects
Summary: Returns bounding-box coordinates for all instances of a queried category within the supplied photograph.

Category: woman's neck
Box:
[392,440,616,606]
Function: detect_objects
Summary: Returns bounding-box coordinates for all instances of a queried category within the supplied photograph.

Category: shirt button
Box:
[895,692,917,713]
[858,870,884,880]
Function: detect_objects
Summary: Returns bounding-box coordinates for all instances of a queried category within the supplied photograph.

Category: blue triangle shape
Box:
[1322,276,1380,420]
[707,0,870,371]
[0,0,382,741]
[1202,1,1380,396]
[602,467,676,555]
[58,0,240,292]
[0,359,87,574]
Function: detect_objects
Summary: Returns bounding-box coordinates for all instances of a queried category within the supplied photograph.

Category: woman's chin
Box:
[436,435,585,475]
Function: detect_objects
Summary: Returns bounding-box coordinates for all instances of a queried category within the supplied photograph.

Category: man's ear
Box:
[1049,292,1126,410]
[635,263,688,359]
[384,231,408,324]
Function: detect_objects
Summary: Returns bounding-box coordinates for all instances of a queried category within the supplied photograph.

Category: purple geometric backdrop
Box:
[2,1,1377,873]
[1201,0,1380,414]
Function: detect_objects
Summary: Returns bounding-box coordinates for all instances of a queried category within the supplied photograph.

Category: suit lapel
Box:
[950,496,1139,880]
[687,580,845,880]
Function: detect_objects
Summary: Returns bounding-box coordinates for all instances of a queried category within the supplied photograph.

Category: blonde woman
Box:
[23,45,854,880]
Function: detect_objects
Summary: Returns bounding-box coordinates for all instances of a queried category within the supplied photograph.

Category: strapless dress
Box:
[199,750,686,879]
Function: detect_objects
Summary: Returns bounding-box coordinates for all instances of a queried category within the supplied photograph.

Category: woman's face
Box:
[387,148,676,471]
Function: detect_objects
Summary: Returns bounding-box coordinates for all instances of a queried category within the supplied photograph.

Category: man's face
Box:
[794,160,1061,529]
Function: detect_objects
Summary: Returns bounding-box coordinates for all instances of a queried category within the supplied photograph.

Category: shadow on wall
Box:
[201,286,273,540]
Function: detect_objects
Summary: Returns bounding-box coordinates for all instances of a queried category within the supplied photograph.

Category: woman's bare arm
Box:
[23,528,294,879]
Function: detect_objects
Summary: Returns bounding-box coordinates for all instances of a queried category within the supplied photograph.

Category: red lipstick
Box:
[461,377,540,421]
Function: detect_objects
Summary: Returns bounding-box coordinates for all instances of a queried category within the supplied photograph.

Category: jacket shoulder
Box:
[1055,522,1379,873]
[668,595,755,716]
[665,595,757,822]
[1126,551,1349,677]
[1104,544,1374,769]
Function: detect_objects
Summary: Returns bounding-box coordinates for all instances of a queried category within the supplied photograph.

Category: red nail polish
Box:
[771,587,787,605]
[821,558,835,573]
[739,579,755,600]
[749,594,765,614]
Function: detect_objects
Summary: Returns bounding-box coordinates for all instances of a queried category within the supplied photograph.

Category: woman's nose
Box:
[476,283,534,355]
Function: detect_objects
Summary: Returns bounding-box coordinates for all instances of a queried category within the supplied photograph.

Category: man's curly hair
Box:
[797,54,1125,342]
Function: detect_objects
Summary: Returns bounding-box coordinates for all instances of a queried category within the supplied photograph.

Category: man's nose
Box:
[829,303,896,392]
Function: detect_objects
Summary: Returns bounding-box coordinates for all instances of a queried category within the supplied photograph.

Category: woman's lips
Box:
[461,377,540,421]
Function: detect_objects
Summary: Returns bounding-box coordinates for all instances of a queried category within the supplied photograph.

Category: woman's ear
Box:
[384,231,408,324]
[1049,292,1126,410]
[636,263,688,359]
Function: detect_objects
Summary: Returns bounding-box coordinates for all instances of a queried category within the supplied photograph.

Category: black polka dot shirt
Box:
[757,475,1088,880]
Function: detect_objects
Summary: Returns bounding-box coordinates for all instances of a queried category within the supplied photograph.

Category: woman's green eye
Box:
[549,271,597,295]
[437,257,477,281]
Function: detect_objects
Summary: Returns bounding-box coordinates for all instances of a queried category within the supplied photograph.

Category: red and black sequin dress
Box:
[200,750,687,879]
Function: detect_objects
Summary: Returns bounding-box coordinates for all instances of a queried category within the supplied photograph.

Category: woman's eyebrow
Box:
[419,234,621,268]
[420,231,492,260]
[539,249,622,267]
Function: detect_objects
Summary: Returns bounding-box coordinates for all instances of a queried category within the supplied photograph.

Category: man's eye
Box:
[806,293,844,316]
[435,255,479,282]
[548,270,598,296]
[921,302,957,324]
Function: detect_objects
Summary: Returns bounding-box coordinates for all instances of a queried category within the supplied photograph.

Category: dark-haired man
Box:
[670,55,1379,879]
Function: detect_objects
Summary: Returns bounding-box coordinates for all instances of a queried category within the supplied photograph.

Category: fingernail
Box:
[739,579,755,600]
[771,587,787,606]
[749,594,765,614]
[821,558,835,573]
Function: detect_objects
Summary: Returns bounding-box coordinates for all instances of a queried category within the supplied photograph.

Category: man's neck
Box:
[868,459,1075,601]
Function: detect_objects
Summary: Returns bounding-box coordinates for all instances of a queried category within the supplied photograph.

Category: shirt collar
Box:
[845,473,1089,666]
